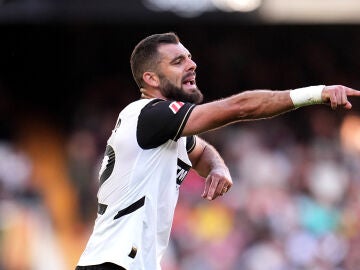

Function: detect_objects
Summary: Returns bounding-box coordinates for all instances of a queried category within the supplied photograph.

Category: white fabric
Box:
[77,99,193,269]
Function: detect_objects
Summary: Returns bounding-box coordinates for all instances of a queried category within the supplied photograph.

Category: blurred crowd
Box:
[1,25,360,270]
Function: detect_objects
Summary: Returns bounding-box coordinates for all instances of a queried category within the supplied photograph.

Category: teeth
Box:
[183,80,195,86]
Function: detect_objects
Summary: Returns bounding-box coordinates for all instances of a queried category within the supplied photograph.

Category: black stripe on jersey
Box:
[128,246,137,259]
[113,196,145,220]
[98,203,108,215]
[186,135,196,153]
[99,145,115,186]
[75,263,126,270]
[173,103,195,141]
[137,99,196,149]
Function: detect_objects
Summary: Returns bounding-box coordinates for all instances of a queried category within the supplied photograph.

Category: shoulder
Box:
[139,99,195,118]
[122,99,154,113]
[137,99,196,149]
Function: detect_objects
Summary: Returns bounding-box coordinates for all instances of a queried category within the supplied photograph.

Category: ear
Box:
[143,72,160,88]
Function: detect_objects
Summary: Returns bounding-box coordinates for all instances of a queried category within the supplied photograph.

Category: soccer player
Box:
[76,32,360,270]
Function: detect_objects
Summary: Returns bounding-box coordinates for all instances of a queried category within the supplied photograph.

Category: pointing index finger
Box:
[346,87,360,96]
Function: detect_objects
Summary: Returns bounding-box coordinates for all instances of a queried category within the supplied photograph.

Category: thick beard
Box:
[159,77,203,104]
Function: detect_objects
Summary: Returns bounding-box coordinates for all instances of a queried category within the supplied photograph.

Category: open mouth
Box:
[182,73,196,86]
[183,79,196,86]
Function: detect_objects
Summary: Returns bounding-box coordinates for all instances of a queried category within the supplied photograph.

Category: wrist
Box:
[289,85,325,108]
[209,165,231,178]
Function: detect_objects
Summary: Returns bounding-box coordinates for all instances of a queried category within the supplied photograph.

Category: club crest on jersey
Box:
[169,101,184,114]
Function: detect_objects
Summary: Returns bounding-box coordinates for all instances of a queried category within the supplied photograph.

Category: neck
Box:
[140,88,166,100]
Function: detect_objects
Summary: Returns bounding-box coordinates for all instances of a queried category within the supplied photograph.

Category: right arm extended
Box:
[182,85,360,136]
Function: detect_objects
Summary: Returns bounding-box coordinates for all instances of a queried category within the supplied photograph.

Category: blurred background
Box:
[1,0,360,269]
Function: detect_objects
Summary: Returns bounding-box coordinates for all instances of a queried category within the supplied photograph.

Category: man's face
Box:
[156,43,203,104]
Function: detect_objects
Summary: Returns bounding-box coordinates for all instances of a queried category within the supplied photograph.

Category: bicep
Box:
[182,100,237,136]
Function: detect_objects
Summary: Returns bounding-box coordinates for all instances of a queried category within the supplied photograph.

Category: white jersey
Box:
[77,98,196,269]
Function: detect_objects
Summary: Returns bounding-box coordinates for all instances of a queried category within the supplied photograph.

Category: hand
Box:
[322,85,360,110]
[202,167,233,201]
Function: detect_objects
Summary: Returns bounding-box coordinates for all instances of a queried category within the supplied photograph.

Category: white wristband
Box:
[290,85,325,108]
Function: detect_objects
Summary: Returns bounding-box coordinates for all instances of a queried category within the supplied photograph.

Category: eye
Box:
[173,58,183,65]
[172,56,186,65]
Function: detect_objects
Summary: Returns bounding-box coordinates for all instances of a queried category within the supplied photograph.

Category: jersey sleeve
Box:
[137,99,196,149]
[186,135,196,153]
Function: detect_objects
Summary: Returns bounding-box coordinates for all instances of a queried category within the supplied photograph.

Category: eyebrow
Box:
[169,53,192,64]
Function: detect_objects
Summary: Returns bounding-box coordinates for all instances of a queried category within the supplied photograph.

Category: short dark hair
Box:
[130,32,180,88]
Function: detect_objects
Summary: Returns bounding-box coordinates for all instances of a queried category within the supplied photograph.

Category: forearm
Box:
[190,138,229,178]
[231,85,346,119]
[226,89,294,120]
[189,137,233,200]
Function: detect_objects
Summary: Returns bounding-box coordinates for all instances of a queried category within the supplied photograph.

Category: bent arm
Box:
[189,136,229,178]
[189,136,232,200]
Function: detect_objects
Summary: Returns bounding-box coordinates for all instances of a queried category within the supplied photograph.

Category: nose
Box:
[187,58,197,71]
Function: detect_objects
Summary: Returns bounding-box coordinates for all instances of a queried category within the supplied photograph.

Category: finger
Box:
[220,185,229,196]
[225,182,232,192]
[334,89,342,110]
[344,88,360,109]
[202,177,211,198]
[345,88,360,109]
[344,101,352,110]
[346,88,360,97]
[220,179,232,194]
[216,181,227,196]
[217,179,232,198]
[330,91,338,110]
[207,176,220,200]
[222,184,228,195]
[340,89,352,109]
[341,87,347,105]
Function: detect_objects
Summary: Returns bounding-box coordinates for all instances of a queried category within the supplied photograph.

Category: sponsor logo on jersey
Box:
[169,101,184,114]
[176,158,191,186]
